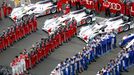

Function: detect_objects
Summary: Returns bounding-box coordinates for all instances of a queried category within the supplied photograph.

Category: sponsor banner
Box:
[80,0,134,16]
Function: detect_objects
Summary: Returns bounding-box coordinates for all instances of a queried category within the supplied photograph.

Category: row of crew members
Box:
[10,18,77,75]
[97,42,134,75]
[0,15,37,52]
[50,31,117,75]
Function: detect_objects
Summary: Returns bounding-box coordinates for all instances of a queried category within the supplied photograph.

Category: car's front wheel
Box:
[123,24,130,31]
[86,17,92,24]
[51,7,57,14]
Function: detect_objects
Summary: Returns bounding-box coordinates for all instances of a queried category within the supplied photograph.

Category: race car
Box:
[119,33,134,47]
[10,0,57,21]
[78,15,134,43]
[104,15,134,33]
[77,22,107,43]
[42,8,96,35]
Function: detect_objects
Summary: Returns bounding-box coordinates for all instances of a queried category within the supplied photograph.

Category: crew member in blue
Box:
[108,33,112,51]
[102,66,107,75]
[83,54,88,70]
[105,33,110,51]
[65,62,71,75]
[116,58,121,75]
[70,58,75,75]
[122,50,129,72]
[61,62,66,75]
[100,37,106,54]
[101,34,107,53]
[111,31,117,49]
[90,46,96,62]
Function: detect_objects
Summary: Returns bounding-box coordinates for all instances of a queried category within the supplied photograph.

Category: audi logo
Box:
[103,2,122,11]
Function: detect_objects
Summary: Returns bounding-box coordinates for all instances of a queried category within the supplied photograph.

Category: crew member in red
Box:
[28,18,33,33]
[53,32,58,49]
[18,24,22,40]
[36,43,42,62]
[24,21,28,35]
[57,0,62,12]
[63,26,66,42]
[18,23,22,39]
[0,36,3,52]
[15,25,19,41]
[53,34,57,50]
[26,20,30,35]
[7,27,12,46]
[71,0,76,7]
[2,2,7,17]
[30,48,35,68]
[0,7,2,20]
[45,38,49,57]
[72,17,77,36]
[42,39,47,57]
[10,26,15,46]
[32,16,37,32]
[7,4,12,15]
[23,49,31,70]
[40,38,46,58]
[76,0,81,10]
[48,36,53,53]
[3,31,8,49]
[65,3,70,14]
[1,36,5,51]
[59,27,64,44]
[54,31,58,48]
[21,22,25,38]
[103,0,111,17]
[56,30,61,46]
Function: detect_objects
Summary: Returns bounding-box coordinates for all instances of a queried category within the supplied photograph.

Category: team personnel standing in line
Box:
[10,17,78,74]
[2,2,7,17]
[50,31,117,75]
[97,40,134,75]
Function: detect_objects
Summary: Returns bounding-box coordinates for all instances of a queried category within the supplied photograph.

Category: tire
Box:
[90,10,95,15]
[128,16,134,21]
[123,24,130,31]
[86,17,92,24]
[51,7,57,14]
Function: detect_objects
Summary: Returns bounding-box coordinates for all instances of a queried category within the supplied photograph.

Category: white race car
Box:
[10,0,57,21]
[78,15,134,43]
[104,15,134,33]
[42,8,96,35]
[77,22,107,43]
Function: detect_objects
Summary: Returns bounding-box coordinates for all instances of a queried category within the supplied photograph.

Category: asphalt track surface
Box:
[0,0,134,75]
